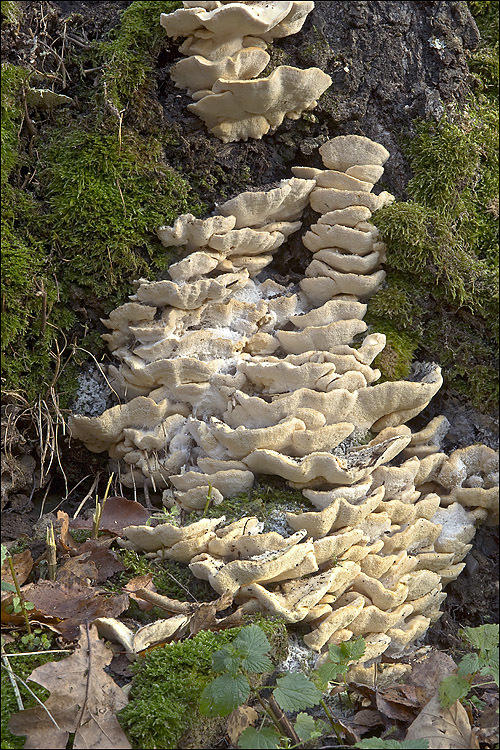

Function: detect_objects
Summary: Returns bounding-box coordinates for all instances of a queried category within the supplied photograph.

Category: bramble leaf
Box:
[238,727,281,749]
[200,673,250,717]
[273,673,322,712]
[438,674,471,708]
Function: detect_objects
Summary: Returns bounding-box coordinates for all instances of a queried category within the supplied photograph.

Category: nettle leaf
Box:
[212,647,241,675]
[229,625,273,673]
[460,624,499,655]
[238,726,281,749]
[313,660,346,687]
[273,673,322,712]
[479,649,499,687]
[200,673,250,717]
[438,674,471,708]
[338,637,366,662]
[294,712,328,741]
[457,652,480,677]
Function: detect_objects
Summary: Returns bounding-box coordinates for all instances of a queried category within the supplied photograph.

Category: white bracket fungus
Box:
[69,135,499,664]
[160,2,331,141]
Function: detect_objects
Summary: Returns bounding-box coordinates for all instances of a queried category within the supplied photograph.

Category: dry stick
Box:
[0,662,63,730]
[76,621,92,732]
[38,476,54,519]
[1,655,24,711]
[73,472,101,519]
[132,589,196,614]
[46,523,57,581]
[267,694,301,746]
[6,650,71,657]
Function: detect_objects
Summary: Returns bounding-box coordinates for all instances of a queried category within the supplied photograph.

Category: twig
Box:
[5,650,71,657]
[76,622,92,731]
[38,475,53,519]
[2,655,24,711]
[1,662,62,730]
[133,589,196,614]
[268,694,301,746]
[73,472,101,519]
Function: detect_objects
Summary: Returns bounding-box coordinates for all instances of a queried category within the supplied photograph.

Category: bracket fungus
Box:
[160,2,331,141]
[69,135,499,665]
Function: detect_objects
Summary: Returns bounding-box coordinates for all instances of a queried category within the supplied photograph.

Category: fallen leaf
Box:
[8,624,131,749]
[376,684,422,722]
[56,511,78,551]
[22,580,129,640]
[70,497,151,534]
[1,549,33,587]
[406,650,458,705]
[133,614,191,651]
[227,706,258,745]
[350,709,385,737]
[405,693,479,749]
[123,574,156,611]
[476,699,499,745]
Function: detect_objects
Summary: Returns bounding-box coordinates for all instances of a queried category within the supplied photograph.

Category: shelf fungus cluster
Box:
[70,135,499,663]
[160,1,331,142]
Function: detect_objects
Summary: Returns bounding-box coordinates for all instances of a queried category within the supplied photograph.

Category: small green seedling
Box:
[2,544,34,637]
[199,623,366,748]
[439,623,499,709]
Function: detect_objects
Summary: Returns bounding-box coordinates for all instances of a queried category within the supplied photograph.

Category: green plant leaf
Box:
[23,601,35,610]
[338,637,366,662]
[273,673,322,712]
[232,625,272,675]
[1,544,8,567]
[460,624,499,655]
[479,649,499,687]
[238,727,281,749]
[457,652,480,677]
[211,647,241,675]
[313,660,347,686]
[294,712,327,741]
[438,674,471,708]
[199,673,250,717]
[1,580,16,592]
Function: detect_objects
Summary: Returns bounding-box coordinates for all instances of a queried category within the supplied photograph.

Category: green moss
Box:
[0,0,22,27]
[118,619,287,750]
[1,647,64,750]
[98,1,181,113]
[469,1,499,47]
[1,2,203,404]
[371,95,499,410]
[196,477,310,526]
[112,549,215,603]
[366,317,420,381]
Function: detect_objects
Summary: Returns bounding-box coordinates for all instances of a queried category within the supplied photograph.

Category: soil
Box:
[1,2,498,739]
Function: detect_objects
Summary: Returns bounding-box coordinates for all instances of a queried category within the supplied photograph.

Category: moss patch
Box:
[118,618,287,750]
[1,646,64,750]
[1,1,202,405]
[370,95,498,409]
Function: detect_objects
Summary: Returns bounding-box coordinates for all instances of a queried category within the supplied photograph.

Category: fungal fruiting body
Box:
[69,136,499,663]
[160,1,332,141]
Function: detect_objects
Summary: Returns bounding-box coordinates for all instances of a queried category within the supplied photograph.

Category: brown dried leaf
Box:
[405,650,458,705]
[376,684,422,721]
[8,624,132,749]
[405,694,479,749]
[189,591,235,636]
[1,549,33,587]
[350,709,385,737]
[476,699,500,745]
[123,574,156,611]
[22,580,129,640]
[57,511,78,551]
[227,706,258,745]
[70,497,151,534]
